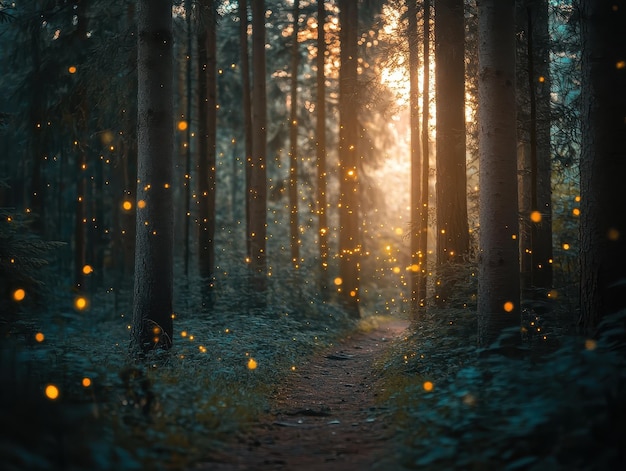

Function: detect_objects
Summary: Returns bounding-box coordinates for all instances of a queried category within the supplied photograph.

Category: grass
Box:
[1,264,361,470]
[376,305,626,470]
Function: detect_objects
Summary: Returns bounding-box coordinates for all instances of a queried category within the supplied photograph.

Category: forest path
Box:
[193,317,409,471]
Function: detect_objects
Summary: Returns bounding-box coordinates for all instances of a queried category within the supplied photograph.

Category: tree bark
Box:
[289,0,301,269]
[407,0,422,317]
[579,0,626,332]
[239,0,253,260]
[132,0,174,352]
[316,0,329,292]
[249,0,268,294]
[477,0,520,347]
[338,0,360,317]
[435,0,469,272]
[197,0,217,306]
[419,0,431,310]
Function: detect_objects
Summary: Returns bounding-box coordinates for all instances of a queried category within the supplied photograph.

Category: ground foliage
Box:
[1,260,357,470]
[378,305,626,470]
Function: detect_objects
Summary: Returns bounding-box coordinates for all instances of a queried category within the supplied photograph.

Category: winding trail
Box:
[194,317,409,471]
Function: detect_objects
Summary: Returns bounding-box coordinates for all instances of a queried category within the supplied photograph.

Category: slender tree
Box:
[239,0,253,260]
[419,0,431,309]
[579,0,626,332]
[407,0,421,317]
[73,0,89,292]
[197,0,217,304]
[528,0,552,291]
[517,0,553,293]
[132,0,174,351]
[435,0,469,275]
[249,0,268,291]
[477,0,520,347]
[338,0,360,317]
[288,0,301,269]
[183,0,193,276]
[316,0,329,291]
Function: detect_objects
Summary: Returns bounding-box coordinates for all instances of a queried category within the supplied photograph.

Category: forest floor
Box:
[192,317,409,471]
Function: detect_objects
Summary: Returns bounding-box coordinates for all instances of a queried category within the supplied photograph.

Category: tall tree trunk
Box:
[316,0,329,292]
[528,0,552,291]
[132,0,174,352]
[239,0,253,260]
[249,0,268,293]
[477,0,520,347]
[419,0,431,310]
[435,0,469,279]
[73,0,89,292]
[289,0,301,269]
[197,0,217,306]
[338,0,360,317]
[407,0,422,317]
[579,0,626,333]
[183,0,193,276]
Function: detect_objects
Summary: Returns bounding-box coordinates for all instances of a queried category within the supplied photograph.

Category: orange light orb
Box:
[530,211,542,223]
[45,384,60,400]
[12,288,26,302]
[74,296,88,311]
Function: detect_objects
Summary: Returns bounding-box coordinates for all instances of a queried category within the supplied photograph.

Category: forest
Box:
[1,0,625,469]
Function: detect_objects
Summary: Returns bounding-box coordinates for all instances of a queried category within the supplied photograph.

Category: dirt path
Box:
[194,317,409,471]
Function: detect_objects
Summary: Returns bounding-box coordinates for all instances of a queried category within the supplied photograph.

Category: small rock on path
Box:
[194,317,409,471]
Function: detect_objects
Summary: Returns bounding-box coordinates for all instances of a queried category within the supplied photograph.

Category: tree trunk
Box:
[407,0,421,317]
[579,0,626,332]
[419,0,431,310]
[132,0,174,352]
[183,0,193,276]
[477,0,520,347]
[435,0,469,276]
[316,0,329,292]
[289,0,301,269]
[197,0,217,306]
[338,0,360,317]
[239,0,253,261]
[528,0,552,291]
[249,0,268,294]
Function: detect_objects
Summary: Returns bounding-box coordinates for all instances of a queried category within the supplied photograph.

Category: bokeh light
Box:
[12,288,26,302]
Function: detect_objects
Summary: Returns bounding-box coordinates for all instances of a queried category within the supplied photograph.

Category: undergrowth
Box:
[1,262,357,470]
[378,306,626,470]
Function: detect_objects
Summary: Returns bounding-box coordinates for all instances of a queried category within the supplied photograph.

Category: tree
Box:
[288,0,301,269]
[435,0,469,276]
[407,0,421,316]
[516,0,553,293]
[239,0,253,260]
[249,0,268,291]
[579,0,626,332]
[197,0,217,305]
[338,0,360,317]
[132,0,174,352]
[419,0,431,309]
[477,0,520,347]
[316,0,329,292]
